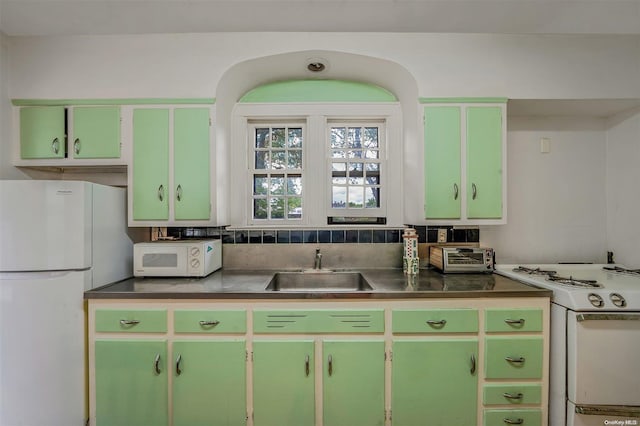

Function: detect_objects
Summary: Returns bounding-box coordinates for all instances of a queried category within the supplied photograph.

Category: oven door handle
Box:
[575,404,640,418]
[576,313,640,321]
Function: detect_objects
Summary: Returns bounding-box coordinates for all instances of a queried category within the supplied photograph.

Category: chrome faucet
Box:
[314,248,323,270]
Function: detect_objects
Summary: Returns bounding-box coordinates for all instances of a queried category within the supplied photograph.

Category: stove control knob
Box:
[190,247,200,257]
[610,293,627,308]
[588,293,604,308]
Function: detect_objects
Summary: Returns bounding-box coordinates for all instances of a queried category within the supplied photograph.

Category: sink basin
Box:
[265,271,373,292]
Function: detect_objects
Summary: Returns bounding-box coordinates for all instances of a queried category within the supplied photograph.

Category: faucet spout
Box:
[314,248,322,270]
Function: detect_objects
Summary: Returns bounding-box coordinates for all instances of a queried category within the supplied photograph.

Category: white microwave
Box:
[134,239,222,277]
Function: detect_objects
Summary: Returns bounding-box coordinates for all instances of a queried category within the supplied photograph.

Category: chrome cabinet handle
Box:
[305,355,310,377]
[176,184,183,202]
[119,319,140,326]
[504,318,525,326]
[503,392,524,400]
[426,319,447,327]
[199,320,220,327]
[505,356,525,364]
[74,138,80,154]
[453,183,459,200]
[158,185,164,202]
[470,354,476,375]
[503,418,524,425]
[472,183,477,200]
[176,354,182,376]
[154,354,161,375]
[328,355,333,376]
[51,138,60,154]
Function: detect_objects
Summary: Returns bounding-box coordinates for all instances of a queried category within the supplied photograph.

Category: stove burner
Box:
[603,266,640,276]
[547,275,603,288]
[513,266,558,276]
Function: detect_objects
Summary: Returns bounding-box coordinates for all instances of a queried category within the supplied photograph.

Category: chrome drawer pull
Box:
[470,354,476,375]
[119,319,140,326]
[51,138,60,154]
[199,320,220,327]
[503,392,524,400]
[154,354,161,375]
[504,318,525,325]
[74,138,81,154]
[453,183,459,200]
[472,183,478,200]
[426,319,447,327]
[505,356,525,364]
[158,185,164,202]
[503,418,524,425]
[305,355,310,377]
[176,354,182,376]
[328,354,333,376]
[176,184,183,202]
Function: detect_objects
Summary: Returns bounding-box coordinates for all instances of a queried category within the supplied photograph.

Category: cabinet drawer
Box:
[484,409,542,426]
[485,309,543,333]
[253,309,384,333]
[483,383,542,405]
[174,310,246,333]
[95,309,167,333]
[392,309,478,333]
[485,336,543,379]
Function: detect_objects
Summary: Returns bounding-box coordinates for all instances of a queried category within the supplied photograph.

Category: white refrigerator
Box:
[0,180,133,426]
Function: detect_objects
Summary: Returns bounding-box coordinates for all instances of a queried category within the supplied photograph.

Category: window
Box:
[249,123,304,222]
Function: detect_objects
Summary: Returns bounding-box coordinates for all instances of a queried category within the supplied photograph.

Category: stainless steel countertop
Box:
[85,268,552,299]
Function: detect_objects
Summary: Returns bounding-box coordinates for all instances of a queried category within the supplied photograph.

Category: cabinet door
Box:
[466,106,503,219]
[173,340,246,426]
[173,108,211,220]
[20,106,65,159]
[72,106,121,158]
[323,340,385,426]
[424,106,461,219]
[133,108,170,220]
[95,339,168,426]
[253,340,315,426]
[392,338,478,426]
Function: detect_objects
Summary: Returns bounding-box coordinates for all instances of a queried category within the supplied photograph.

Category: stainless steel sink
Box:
[265,271,373,292]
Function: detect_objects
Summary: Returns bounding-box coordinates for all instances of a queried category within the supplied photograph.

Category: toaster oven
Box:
[429,246,494,273]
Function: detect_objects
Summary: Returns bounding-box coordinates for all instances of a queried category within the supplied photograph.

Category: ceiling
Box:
[0,0,639,37]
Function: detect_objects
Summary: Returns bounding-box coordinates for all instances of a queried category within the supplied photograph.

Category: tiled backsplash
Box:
[167,226,479,244]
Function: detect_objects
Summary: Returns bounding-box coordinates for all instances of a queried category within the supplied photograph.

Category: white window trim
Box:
[230,102,403,228]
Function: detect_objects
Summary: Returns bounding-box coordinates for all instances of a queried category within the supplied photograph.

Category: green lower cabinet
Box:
[485,336,543,379]
[95,339,168,426]
[392,338,478,426]
[172,340,246,426]
[253,340,315,426]
[484,409,542,426]
[323,340,385,426]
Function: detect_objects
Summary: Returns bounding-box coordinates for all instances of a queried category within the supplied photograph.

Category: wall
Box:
[606,109,640,268]
[481,117,608,264]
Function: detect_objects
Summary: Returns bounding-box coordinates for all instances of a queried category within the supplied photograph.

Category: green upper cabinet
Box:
[95,339,168,426]
[20,106,66,159]
[132,108,170,221]
[172,340,246,426]
[392,338,478,426]
[253,340,315,426]
[423,100,506,224]
[71,106,121,159]
[466,106,503,219]
[424,106,461,219]
[323,340,385,426]
[173,108,211,221]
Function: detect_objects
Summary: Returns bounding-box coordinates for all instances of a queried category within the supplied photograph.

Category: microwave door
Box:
[140,247,188,276]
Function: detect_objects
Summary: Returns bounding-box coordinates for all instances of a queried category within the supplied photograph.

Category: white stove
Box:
[495,264,640,426]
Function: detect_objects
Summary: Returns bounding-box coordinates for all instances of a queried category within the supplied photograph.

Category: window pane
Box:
[349,177,364,185]
[254,199,268,219]
[256,128,270,148]
[332,162,346,172]
[366,176,380,185]
[365,150,379,159]
[270,197,285,219]
[288,128,303,148]
[348,187,364,208]
[254,175,268,195]
[331,127,346,148]
[333,177,347,184]
[365,187,381,208]
[332,150,346,159]
[366,163,379,172]
[349,150,363,159]
[270,176,285,195]
[287,198,302,219]
[348,163,364,176]
[271,150,286,169]
[348,127,362,149]
[364,127,379,148]
[287,150,302,169]
[332,187,347,208]
[287,175,302,196]
[272,128,285,148]
[255,151,270,169]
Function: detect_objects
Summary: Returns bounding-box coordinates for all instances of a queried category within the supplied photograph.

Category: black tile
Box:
[303,230,317,243]
[206,228,220,238]
[331,230,345,243]
[318,230,331,243]
[345,230,358,243]
[414,226,427,243]
[358,230,373,243]
[290,230,303,243]
[386,230,400,243]
[427,229,439,243]
[373,230,386,243]
[466,228,480,243]
[249,230,262,244]
[277,230,290,244]
[263,231,276,244]
[453,229,467,242]
[235,230,248,244]
[221,230,235,244]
